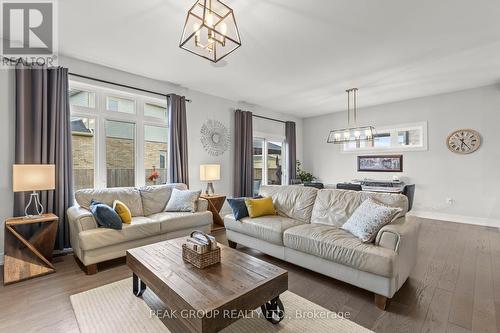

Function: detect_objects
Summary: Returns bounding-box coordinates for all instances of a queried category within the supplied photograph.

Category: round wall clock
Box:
[446,129,481,154]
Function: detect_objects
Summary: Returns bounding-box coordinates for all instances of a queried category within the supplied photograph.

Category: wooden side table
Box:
[200,194,226,231]
[3,213,59,285]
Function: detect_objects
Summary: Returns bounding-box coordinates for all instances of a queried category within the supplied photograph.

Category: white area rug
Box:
[70,278,372,333]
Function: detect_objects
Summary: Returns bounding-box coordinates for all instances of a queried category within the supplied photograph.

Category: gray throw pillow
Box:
[164,188,201,213]
[341,198,402,243]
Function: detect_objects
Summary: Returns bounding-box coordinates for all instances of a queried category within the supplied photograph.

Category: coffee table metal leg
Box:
[133,273,146,297]
[261,296,285,324]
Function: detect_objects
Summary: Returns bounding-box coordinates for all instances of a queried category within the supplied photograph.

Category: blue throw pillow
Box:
[89,199,123,230]
[227,196,262,220]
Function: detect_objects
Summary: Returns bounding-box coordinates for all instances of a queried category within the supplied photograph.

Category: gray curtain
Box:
[234,110,253,197]
[285,121,297,183]
[168,94,189,187]
[15,63,73,250]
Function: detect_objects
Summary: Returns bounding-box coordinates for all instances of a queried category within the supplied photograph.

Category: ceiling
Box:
[58,0,500,117]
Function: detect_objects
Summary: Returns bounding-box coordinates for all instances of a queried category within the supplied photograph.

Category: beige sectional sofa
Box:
[224,185,420,310]
[68,183,212,274]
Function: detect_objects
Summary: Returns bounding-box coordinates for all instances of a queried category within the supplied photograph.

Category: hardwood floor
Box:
[0,218,498,333]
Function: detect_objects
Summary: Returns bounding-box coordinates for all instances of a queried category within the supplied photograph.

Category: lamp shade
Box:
[13,164,56,192]
[200,164,220,181]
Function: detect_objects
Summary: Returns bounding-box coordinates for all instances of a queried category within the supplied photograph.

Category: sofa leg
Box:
[228,240,237,249]
[74,255,98,275]
[85,264,98,275]
[374,294,389,310]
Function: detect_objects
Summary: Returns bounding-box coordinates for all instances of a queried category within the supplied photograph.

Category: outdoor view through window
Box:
[69,85,168,190]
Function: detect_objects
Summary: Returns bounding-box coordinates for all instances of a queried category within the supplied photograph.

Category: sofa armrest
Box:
[196,198,209,212]
[67,206,98,232]
[375,216,420,253]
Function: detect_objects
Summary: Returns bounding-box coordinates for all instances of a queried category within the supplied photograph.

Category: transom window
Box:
[69,82,169,190]
[342,122,427,153]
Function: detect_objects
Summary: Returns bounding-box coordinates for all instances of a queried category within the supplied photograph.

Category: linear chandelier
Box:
[327,88,375,144]
[179,0,242,63]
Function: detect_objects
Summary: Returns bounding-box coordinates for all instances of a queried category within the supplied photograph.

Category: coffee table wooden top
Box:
[127,237,288,333]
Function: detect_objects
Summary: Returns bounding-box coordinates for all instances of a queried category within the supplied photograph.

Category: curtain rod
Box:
[69,73,192,103]
[252,114,287,124]
[0,57,191,102]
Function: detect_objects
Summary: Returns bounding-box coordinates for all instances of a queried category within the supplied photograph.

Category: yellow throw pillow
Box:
[113,200,132,224]
[245,197,276,218]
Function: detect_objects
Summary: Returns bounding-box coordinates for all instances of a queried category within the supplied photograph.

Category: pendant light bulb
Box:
[220,22,227,36]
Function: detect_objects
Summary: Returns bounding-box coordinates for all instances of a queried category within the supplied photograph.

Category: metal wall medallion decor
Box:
[200,119,229,156]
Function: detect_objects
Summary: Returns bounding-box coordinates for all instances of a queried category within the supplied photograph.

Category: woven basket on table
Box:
[182,230,221,269]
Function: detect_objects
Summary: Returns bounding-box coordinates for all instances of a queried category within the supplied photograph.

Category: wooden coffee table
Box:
[126,237,288,333]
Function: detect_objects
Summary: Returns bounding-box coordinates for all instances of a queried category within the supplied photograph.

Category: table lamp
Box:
[200,164,220,196]
[13,164,56,217]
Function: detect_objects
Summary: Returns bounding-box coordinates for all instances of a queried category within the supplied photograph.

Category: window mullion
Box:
[136,98,145,187]
[263,139,268,186]
[97,92,107,189]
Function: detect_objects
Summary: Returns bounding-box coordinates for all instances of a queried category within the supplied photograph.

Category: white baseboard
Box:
[408,210,500,228]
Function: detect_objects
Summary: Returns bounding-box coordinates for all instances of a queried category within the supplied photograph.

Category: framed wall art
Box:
[357,155,403,172]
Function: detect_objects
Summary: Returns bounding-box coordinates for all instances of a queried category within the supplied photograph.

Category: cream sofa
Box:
[224,185,420,310]
[68,183,212,274]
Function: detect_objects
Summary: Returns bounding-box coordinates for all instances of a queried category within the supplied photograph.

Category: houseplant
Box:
[296,161,317,183]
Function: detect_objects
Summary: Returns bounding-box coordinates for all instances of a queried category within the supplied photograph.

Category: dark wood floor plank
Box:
[421,287,453,333]
[446,323,472,333]
[488,228,500,333]
[448,227,480,330]
[471,228,497,333]
[438,224,468,291]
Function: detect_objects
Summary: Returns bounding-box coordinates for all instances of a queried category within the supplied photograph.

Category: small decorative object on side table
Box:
[200,194,226,231]
[3,213,59,285]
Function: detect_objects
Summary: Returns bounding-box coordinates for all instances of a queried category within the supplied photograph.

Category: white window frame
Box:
[254,131,287,186]
[341,121,428,153]
[69,81,168,189]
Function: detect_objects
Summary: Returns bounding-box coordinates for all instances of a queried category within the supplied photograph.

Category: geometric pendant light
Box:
[180,0,242,63]
[327,88,375,144]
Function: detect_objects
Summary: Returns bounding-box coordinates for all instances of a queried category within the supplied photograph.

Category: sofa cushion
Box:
[311,189,408,227]
[283,224,396,277]
[165,189,201,212]
[227,196,262,220]
[259,185,318,223]
[113,200,132,224]
[89,200,122,230]
[224,214,305,245]
[139,183,187,216]
[245,197,276,218]
[342,198,402,242]
[75,187,144,217]
[148,211,212,233]
[78,216,160,251]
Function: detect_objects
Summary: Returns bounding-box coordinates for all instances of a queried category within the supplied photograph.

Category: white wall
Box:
[0,56,303,261]
[0,68,15,264]
[303,85,500,226]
